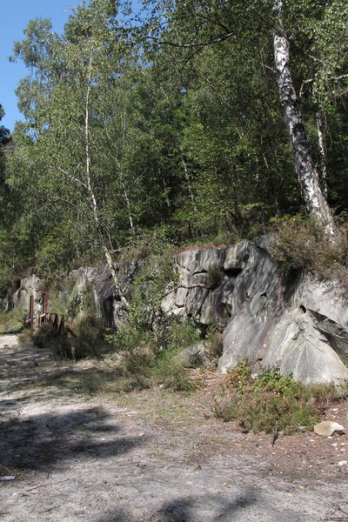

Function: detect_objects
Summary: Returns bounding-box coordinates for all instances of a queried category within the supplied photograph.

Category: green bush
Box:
[271,216,348,285]
[0,306,26,334]
[71,315,110,359]
[214,363,346,434]
[152,349,198,392]
[227,360,251,389]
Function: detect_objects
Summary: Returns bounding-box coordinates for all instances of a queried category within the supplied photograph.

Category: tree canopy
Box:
[1,0,348,284]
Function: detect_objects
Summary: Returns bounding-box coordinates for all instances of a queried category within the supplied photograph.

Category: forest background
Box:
[1,0,348,294]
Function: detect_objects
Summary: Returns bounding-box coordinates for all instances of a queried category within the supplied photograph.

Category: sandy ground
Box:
[1,335,348,522]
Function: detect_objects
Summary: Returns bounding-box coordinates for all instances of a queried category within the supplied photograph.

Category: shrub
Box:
[152,349,198,392]
[71,315,110,359]
[33,322,72,358]
[204,325,224,362]
[0,306,26,335]
[271,216,348,287]
[227,360,251,389]
[213,364,346,434]
[207,265,225,289]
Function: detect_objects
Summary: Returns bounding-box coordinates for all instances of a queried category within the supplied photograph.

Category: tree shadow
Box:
[0,406,146,473]
[95,490,259,522]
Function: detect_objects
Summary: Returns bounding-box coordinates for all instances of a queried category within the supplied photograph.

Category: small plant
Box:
[204,325,223,362]
[81,371,107,396]
[207,265,225,289]
[253,369,297,394]
[152,350,198,392]
[227,360,251,389]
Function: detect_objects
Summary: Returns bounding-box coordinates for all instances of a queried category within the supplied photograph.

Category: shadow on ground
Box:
[0,342,140,400]
[0,406,146,473]
[96,490,259,522]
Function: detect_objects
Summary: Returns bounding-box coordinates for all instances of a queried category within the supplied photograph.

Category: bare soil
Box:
[1,334,348,522]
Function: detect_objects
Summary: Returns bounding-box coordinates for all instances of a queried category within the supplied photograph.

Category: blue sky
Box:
[0,1,83,131]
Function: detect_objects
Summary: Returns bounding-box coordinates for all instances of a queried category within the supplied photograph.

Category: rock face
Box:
[4,236,348,386]
[4,261,140,329]
[162,237,348,386]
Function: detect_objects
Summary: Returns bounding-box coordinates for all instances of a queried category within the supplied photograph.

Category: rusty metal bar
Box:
[29,295,34,338]
[43,292,48,314]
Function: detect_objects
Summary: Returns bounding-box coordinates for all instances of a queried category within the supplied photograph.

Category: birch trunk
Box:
[85,54,129,311]
[273,0,336,240]
[316,112,329,199]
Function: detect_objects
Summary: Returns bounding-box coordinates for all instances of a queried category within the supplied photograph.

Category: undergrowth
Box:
[271,216,348,287]
[213,362,348,434]
[0,306,25,334]
[112,318,202,392]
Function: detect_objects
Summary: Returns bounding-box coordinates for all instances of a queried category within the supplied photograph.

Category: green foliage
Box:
[160,318,202,353]
[206,265,225,290]
[227,360,251,390]
[121,238,176,335]
[0,306,25,335]
[71,315,111,359]
[253,369,297,394]
[271,216,348,284]
[2,0,348,302]
[204,325,223,361]
[152,354,198,392]
[214,363,346,434]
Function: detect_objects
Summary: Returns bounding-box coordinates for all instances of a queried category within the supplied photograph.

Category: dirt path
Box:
[1,335,348,522]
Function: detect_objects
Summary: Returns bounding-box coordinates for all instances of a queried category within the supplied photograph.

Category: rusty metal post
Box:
[29,295,34,338]
[43,292,48,314]
[59,315,65,337]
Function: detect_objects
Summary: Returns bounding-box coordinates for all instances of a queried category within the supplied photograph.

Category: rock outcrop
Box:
[4,236,348,386]
[162,237,348,386]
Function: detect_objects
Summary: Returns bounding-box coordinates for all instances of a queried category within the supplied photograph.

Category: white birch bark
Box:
[85,54,129,311]
[273,0,336,240]
[316,112,328,200]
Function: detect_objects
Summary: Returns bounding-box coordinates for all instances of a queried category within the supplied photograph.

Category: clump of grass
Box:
[152,350,198,392]
[33,315,111,360]
[81,371,108,396]
[204,325,223,363]
[207,265,225,289]
[213,363,347,434]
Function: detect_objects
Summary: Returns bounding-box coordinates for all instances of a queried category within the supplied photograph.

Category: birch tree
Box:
[9,0,133,307]
[273,0,337,239]
[140,0,342,238]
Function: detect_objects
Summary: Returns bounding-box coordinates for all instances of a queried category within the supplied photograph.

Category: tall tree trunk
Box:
[85,54,129,311]
[273,0,337,240]
[316,112,329,199]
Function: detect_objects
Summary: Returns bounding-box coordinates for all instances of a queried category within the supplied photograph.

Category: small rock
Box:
[314,421,345,437]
